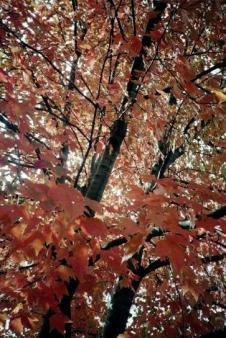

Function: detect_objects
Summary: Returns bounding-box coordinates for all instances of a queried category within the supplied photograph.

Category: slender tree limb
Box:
[0,112,50,149]
[102,237,127,250]
[192,57,226,82]
[201,253,225,264]
[107,0,126,41]
[139,258,169,278]
[130,0,136,36]
[0,20,96,107]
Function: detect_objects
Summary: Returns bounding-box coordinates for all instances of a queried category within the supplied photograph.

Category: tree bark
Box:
[101,2,168,337]
[85,118,127,202]
[102,281,140,338]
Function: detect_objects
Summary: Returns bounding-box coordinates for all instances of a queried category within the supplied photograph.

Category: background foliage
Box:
[0,0,225,337]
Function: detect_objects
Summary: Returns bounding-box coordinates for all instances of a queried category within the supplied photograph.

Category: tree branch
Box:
[192,57,226,82]
[208,205,226,219]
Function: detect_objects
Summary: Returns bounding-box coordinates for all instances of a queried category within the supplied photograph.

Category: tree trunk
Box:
[101,2,168,336]
[102,281,140,338]
[85,118,127,202]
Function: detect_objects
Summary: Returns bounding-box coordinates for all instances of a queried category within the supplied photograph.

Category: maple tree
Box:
[0,0,225,337]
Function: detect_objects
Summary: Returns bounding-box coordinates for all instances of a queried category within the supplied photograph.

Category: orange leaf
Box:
[127,185,144,199]
[10,223,27,239]
[30,238,43,256]
[122,233,144,262]
[155,235,187,272]
[118,217,142,236]
[80,217,107,237]
[47,184,84,220]
[56,265,74,282]
[0,313,7,322]
[10,317,23,335]
[69,243,90,280]
[212,89,226,103]
[182,282,199,302]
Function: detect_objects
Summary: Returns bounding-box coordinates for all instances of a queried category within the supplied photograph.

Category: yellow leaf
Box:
[221,164,226,182]
[0,313,7,322]
[10,223,27,239]
[79,41,91,50]
[212,89,226,103]
[30,238,43,256]
[12,303,23,314]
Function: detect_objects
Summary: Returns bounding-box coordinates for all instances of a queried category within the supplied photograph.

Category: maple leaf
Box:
[176,55,195,81]
[181,282,199,302]
[80,217,107,238]
[49,313,72,334]
[52,281,68,302]
[56,265,74,282]
[122,232,144,262]
[84,197,103,214]
[0,0,225,337]
[124,36,142,57]
[10,223,27,239]
[20,315,36,330]
[47,183,84,220]
[21,181,49,202]
[181,266,203,303]
[34,159,51,169]
[0,313,8,329]
[127,185,144,200]
[95,140,104,153]
[155,235,187,273]
[10,317,23,335]
[69,243,91,280]
[101,248,127,275]
[196,217,219,231]
[0,68,8,82]
[29,238,43,256]
[118,217,142,236]
[150,30,162,41]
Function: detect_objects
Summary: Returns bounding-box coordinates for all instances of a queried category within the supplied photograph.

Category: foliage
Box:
[0,0,225,337]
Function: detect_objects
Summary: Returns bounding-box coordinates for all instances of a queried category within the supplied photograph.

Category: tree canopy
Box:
[0,0,225,337]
